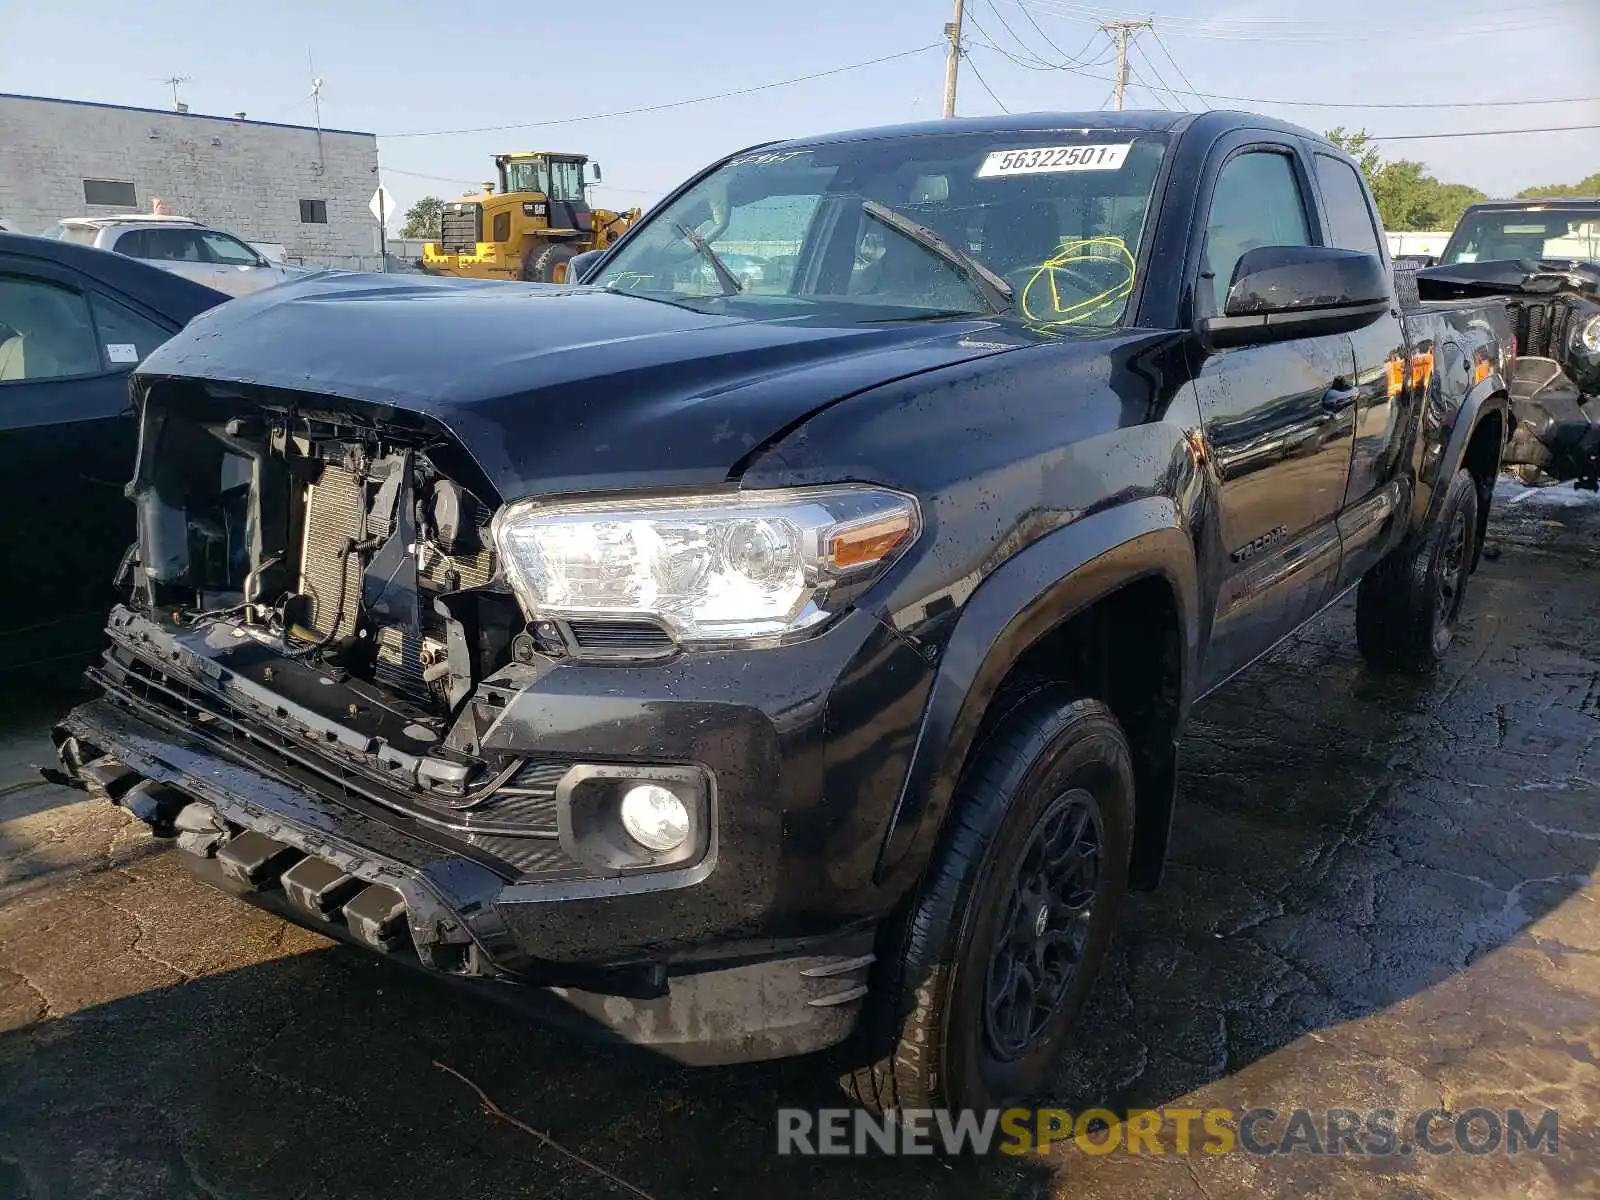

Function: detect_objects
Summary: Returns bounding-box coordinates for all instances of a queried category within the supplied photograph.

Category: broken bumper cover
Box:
[54,693,876,1067]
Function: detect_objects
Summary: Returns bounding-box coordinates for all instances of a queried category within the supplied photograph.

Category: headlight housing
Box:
[492,486,920,647]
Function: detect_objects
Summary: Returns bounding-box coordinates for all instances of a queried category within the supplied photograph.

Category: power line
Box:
[1127,66,1171,111]
[1011,0,1105,65]
[382,164,666,198]
[1023,0,1576,27]
[379,45,942,138]
[965,55,1013,113]
[1131,43,1188,111]
[1369,123,1600,142]
[978,0,1067,68]
[1147,29,1213,109]
[966,45,1598,110]
[1017,0,1571,40]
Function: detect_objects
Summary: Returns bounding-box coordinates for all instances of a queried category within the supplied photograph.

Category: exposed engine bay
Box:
[124,388,523,720]
[1417,258,1600,490]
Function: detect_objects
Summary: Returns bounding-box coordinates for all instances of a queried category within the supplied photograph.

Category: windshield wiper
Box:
[675,223,743,296]
[861,200,1012,314]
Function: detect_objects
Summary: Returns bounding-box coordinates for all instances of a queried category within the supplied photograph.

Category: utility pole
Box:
[1099,20,1151,111]
[941,0,965,119]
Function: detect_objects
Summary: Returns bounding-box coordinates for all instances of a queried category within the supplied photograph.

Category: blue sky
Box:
[3,0,1596,224]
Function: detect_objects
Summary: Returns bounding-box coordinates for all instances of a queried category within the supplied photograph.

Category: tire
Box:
[522,242,577,284]
[1356,466,1479,671]
[842,687,1135,1113]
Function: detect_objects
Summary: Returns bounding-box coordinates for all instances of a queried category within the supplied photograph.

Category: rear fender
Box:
[873,496,1200,894]
[1420,369,1508,532]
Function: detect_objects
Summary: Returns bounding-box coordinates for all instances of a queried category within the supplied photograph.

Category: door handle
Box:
[1321,384,1359,412]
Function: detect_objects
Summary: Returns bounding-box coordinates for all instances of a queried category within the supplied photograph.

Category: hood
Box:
[136,272,1044,501]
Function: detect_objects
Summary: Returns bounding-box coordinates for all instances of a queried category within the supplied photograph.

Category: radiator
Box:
[298,464,495,696]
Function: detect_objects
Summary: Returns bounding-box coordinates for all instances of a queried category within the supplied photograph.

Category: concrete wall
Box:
[0,93,379,270]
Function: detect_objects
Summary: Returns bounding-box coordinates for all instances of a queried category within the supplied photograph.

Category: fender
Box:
[1420,369,1508,532]
[873,495,1201,893]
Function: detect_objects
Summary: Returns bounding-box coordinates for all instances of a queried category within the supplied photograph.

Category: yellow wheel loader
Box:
[422,152,639,283]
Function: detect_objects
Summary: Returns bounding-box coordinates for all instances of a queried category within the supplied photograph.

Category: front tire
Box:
[1356,466,1479,670]
[523,242,577,284]
[843,687,1134,1113]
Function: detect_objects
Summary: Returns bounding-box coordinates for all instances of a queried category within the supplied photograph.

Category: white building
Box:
[0,92,379,270]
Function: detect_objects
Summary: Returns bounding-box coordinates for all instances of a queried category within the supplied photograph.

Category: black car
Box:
[0,233,224,669]
[55,111,1515,1112]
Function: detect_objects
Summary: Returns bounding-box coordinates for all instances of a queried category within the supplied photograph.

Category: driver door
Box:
[1190,143,1357,691]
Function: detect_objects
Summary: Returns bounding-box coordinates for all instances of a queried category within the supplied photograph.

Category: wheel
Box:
[1356,466,1479,671]
[523,243,577,284]
[842,686,1135,1113]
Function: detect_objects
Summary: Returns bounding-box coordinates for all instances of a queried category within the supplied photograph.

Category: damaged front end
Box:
[51,378,876,1062]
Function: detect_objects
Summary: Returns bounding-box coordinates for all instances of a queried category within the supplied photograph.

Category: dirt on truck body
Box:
[57,109,1519,1113]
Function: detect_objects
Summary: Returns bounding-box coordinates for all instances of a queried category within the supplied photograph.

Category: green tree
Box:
[400,196,445,240]
[1324,129,1486,231]
[1325,127,1383,182]
[1515,172,1600,198]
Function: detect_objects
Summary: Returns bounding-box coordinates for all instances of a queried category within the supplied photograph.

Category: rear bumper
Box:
[54,695,876,1066]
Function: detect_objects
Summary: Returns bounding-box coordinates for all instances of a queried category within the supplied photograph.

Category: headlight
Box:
[1574,312,1600,358]
[492,486,920,646]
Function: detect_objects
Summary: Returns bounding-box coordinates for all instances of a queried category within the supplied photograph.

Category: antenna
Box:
[161,75,191,112]
[307,50,326,173]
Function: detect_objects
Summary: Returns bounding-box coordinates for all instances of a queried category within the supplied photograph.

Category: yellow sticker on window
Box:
[977,144,1132,178]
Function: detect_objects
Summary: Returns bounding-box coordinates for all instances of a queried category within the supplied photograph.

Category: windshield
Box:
[53,224,100,246]
[591,131,1169,326]
[505,158,587,203]
[1442,206,1600,265]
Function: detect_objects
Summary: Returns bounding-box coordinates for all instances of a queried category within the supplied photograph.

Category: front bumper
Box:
[50,602,934,1063]
[56,697,875,1065]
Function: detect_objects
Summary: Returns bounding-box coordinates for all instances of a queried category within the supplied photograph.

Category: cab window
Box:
[0,276,103,381]
[1315,155,1386,261]
[89,293,173,367]
[1202,150,1313,314]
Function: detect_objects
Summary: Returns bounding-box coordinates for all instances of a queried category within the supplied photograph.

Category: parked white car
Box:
[45,215,309,297]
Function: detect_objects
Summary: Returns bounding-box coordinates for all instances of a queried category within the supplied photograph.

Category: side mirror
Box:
[567,247,609,284]
[1201,245,1390,349]
[589,161,604,184]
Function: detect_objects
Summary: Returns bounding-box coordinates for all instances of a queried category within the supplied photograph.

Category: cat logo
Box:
[1231,525,1288,563]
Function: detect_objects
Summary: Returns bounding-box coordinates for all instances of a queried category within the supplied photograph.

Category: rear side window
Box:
[89,293,174,368]
[1315,155,1386,261]
[143,229,206,262]
[114,229,150,257]
[1202,150,1313,314]
[55,225,101,247]
[0,276,103,381]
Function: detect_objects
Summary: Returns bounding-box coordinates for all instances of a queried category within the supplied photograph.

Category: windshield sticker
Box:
[105,343,139,364]
[977,144,1132,178]
[729,149,809,167]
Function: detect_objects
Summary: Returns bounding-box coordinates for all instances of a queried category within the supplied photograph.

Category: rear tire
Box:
[1356,466,1479,671]
[523,242,577,284]
[842,687,1134,1113]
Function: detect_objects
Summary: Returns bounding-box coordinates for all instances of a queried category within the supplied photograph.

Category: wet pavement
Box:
[1,480,1596,1200]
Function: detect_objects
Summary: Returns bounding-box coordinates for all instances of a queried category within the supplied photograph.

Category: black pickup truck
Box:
[55,111,1514,1113]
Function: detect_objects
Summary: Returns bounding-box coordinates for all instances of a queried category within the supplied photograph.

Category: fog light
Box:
[619,783,690,852]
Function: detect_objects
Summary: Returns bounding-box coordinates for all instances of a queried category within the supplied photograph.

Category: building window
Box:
[299,199,328,224]
[83,179,137,208]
